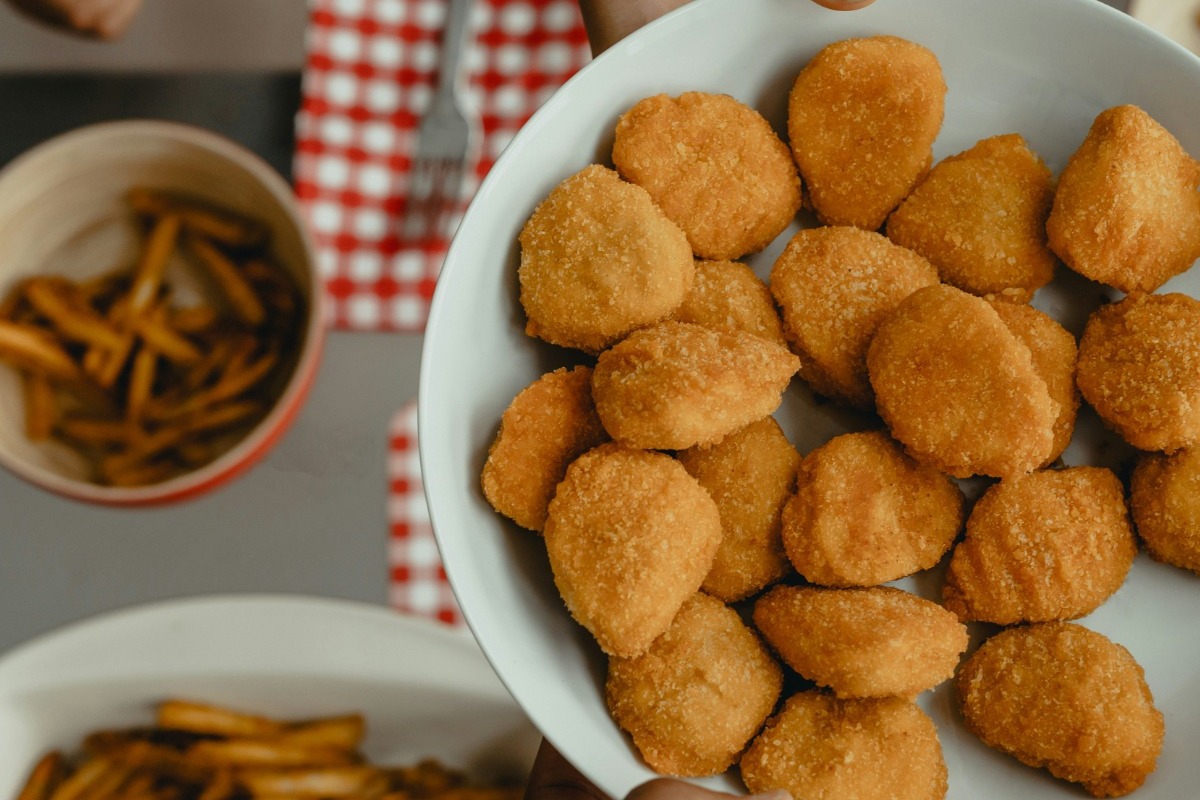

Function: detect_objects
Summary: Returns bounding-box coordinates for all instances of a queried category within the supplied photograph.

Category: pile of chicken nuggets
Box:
[480,32,1200,800]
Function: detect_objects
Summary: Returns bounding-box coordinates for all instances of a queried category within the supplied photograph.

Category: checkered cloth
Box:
[295,0,592,331]
[388,401,462,624]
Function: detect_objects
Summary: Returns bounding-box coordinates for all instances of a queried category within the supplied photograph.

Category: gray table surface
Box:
[0,74,411,654]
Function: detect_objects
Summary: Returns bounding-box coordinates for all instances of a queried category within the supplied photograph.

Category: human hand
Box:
[6,0,143,38]
[579,0,877,55]
[524,740,791,800]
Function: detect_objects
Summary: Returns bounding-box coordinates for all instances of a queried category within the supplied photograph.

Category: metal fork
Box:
[403,0,475,246]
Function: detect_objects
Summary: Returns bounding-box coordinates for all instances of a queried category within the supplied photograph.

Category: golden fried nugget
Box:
[781,430,963,587]
[606,593,782,777]
[1131,448,1200,574]
[887,134,1057,301]
[677,418,801,602]
[672,260,785,343]
[753,586,967,699]
[480,366,609,532]
[1047,105,1200,294]
[943,468,1136,624]
[770,227,939,407]
[543,444,721,657]
[1077,292,1200,452]
[613,93,801,261]
[988,300,1079,464]
[591,321,799,450]
[788,36,946,230]
[867,284,1057,478]
[518,165,693,353]
[958,623,1164,797]
[741,692,947,800]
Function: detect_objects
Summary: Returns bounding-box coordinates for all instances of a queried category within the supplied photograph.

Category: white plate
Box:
[0,595,538,797]
[421,0,1200,797]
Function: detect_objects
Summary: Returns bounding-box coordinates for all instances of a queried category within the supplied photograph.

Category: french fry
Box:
[196,771,236,800]
[23,279,125,351]
[274,715,364,752]
[46,757,111,800]
[0,320,84,382]
[157,700,285,739]
[16,751,64,800]
[236,766,379,796]
[127,215,182,318]
[57,416,131,447]
[0,278,30,320]
[23,372,55,441]
[102,458,178,488]
[128,188,267,249]
[171,305,219,335]
[156,350,278,422]
[187,236,267,327]
[187,739,356,768]
[103,741,211,785]
[126,346,157,423]
[132,314,201,365]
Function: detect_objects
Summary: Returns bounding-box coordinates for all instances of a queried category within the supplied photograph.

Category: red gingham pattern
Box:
[295,0,592,331]
[388,401,462,624]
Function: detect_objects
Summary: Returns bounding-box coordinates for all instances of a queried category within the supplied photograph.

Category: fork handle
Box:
[435,0,474,100]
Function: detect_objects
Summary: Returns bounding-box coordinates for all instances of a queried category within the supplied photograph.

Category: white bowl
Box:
[0,121,324,505]
[420,1,1200,798]
[0,595,539,798]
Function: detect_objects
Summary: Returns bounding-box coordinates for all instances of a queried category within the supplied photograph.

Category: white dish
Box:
[420,0,1200,797]
[0,595,538,797]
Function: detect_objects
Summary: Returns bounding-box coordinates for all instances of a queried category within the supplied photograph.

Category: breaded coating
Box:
[613,93,801,260]
[606,593,783,777]
[887,134,1057,301]
[480,366,609,532]
[867,284,1057,478]
[1077,292,1200,453]
[989,300,1079,464]
[741,692,947,800]
[788,35,946,230]
[543,444,721,657]
[1131,448,1200,574]
[958,623,1164,797]
[781,430,963,587]
[518,165,693,353]
[677,418,801,602]
[591,321,799,450]
[753,586,967,699]
[672,260,786,344]
[769,227,938,408]
[1046,105,1200,294]
[943,468,1136,624]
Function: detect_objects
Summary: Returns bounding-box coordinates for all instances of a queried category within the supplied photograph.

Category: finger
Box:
[809,0,878,9]
[578,0,691,56]
[524,740,608,800]
[627,779,791,800]
[91,0,142,38]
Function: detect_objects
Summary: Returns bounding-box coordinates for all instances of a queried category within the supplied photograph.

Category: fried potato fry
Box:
[23,371,55,441]
[188,236,267,327]
[157,699,287,738]
[188,739,356,768]
[237,766,379,796]
[0,320,84,382]
[132,313,202,364]
[273,715,365,751]
[24,278,125,351]
[16,751,63,800]
[128,188,268,249]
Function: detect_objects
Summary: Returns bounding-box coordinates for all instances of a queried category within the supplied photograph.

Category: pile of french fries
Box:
[16,700,525,800]
[0,189,303,487]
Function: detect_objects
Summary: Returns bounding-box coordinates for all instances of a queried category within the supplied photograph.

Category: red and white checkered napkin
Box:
[387,401,463,624]
[294,0,592,331]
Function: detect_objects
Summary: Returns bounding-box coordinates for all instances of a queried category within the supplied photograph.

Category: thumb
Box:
[810,0,877,9]
[627,779,790,800]
[524,740,609,800]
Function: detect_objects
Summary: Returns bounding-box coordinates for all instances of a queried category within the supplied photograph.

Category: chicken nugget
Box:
[480,366,609,532]
[1131,447,1200,574]
[591,321,799,450]
[613,93,801,261]
[672,260,786,344]
[753,586,967,699]
[988,300,1079,464]
[741,692,947,800]
[677,418,801,602]
[1077,292,1200,452]
[544,444,721,657]
[519,165,693,353]
[943,467,1136,624]
[781,430,963,587]
[887,134,1056,301]
[788,35,946,230]
[770,227,938,407]
[958,623,1164,797]
[1047,105,1200,294]
[867,284,1057,478]
[606,593,782,777]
